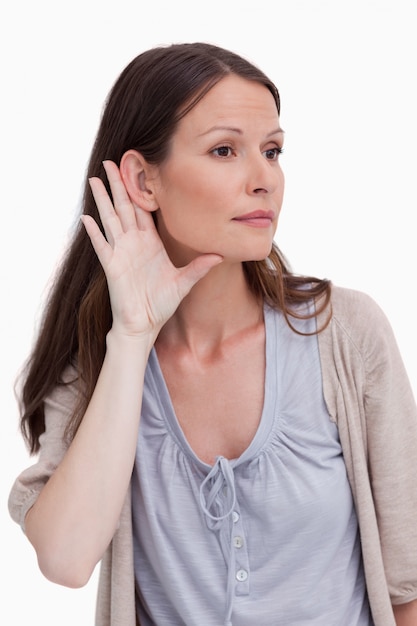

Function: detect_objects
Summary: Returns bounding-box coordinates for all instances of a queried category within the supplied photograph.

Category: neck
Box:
[156,262,263,356]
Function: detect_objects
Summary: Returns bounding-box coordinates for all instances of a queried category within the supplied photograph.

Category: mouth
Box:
[232,210,275,228]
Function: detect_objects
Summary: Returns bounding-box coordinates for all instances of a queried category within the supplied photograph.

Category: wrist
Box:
[106,326,158,356]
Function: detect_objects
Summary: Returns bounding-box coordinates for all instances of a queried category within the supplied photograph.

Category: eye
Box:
[263,147,283,160]
[211,145,234,158]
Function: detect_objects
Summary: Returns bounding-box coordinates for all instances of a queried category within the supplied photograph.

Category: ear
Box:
[119,149,159,212]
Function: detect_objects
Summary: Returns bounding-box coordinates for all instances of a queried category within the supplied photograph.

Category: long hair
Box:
[18,42,331,454]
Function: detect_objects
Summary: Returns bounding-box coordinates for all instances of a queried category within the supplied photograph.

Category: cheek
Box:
[157,164,205,205]
[159,167,229,217]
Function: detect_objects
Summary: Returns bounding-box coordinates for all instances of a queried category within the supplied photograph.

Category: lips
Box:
[233,210,275,227]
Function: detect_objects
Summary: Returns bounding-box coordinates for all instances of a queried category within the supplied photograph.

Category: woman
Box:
[8,42,417,625]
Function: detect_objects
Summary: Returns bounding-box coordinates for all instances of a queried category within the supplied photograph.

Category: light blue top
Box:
[131,304,373,625]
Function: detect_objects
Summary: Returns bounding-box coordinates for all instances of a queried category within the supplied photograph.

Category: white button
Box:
[233,536,244,549]
[236,569,248,582]
[232,511,240,523]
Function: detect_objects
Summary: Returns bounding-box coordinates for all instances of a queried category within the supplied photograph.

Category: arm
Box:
[25,161,222,588]
[393,599,417,625]
[319,288,417,618]
[25,329,152,588]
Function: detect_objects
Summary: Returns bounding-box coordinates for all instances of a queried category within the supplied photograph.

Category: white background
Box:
[1,0,416,623]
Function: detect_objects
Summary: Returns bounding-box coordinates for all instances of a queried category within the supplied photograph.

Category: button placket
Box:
[231,507,250,596]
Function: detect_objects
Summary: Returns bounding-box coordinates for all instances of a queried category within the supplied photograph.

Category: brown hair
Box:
[18,42,331,454]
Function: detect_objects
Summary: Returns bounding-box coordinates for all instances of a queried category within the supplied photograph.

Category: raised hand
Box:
[82,161,223,338]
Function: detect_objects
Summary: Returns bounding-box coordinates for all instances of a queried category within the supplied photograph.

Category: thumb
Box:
[176,254,223,299]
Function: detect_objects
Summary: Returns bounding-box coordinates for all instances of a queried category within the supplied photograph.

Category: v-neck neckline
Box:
[147,304,279,470]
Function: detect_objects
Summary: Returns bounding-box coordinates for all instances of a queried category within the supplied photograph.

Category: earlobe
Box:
[119,150,159,212]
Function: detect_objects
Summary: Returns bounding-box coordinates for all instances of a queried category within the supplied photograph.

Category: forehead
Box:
[179,75,280,131]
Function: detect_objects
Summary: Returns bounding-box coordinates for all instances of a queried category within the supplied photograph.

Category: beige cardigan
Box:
[8,286,417,625]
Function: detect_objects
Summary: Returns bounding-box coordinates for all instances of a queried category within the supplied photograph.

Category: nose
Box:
[246,152,282,195]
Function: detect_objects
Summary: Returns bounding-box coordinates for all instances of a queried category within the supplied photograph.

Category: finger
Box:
[176,254,224,300]
[89,176,122,247]
[134,204,156,231]
[80,215,113,269]
[103,161,138,233]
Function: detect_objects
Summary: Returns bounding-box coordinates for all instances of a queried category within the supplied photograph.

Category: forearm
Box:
[393,599,417,625]
[25,329,155,587]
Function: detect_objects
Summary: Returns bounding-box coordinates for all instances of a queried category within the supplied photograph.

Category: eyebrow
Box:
[197,126,285,138]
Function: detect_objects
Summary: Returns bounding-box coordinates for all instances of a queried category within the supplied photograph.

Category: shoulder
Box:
[322,284,394,353]
[317,283,404,395]
[328,284,389,328]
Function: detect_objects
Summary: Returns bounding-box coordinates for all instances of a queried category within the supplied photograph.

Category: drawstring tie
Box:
[199,456,237,626]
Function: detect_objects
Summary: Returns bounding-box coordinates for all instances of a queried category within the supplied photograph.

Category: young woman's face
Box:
[152,74,285,266]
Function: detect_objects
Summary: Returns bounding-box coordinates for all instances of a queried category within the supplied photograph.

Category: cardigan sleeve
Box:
[8,369,80,532]
[360,294,417,604]
[320,287,417,607]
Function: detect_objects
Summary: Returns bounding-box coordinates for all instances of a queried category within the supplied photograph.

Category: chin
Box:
[244,244,274,263]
